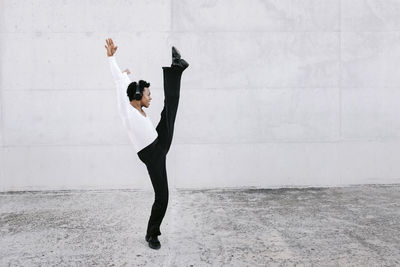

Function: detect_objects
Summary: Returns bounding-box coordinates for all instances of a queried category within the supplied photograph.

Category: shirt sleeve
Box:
[108,56,132,128]
[108,55,124,81]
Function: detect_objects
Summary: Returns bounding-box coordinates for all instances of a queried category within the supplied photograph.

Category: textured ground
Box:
[0,185,399,266]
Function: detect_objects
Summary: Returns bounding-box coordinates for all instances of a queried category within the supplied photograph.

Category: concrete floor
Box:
[0,185,399,266]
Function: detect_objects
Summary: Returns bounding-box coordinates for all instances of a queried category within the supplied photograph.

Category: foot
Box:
[172,58,189,70]
[171,46,189,70]
[146,235,161,250]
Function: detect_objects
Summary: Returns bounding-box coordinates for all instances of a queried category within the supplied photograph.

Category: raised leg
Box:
[155,67,183,154]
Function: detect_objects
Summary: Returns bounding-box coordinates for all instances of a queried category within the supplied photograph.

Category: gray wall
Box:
[1,0,400,191]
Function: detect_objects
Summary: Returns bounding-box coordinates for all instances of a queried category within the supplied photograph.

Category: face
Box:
[141,87,152,108]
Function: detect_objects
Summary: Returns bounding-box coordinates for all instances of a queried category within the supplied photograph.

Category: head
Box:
[127,80,152,108]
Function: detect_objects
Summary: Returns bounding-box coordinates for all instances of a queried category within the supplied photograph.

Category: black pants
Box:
[137,66,183,237]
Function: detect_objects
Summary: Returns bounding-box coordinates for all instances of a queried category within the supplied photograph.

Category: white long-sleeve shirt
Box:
[108,56,158,153]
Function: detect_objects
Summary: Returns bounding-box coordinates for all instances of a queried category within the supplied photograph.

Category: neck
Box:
[130,101,142,111]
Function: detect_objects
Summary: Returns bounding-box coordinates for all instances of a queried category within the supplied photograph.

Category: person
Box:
[105,38,189,249]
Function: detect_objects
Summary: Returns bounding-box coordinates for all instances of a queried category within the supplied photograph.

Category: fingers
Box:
[105,38,116,50]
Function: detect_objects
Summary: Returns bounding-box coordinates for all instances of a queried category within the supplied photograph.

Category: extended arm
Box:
[105,38,132,128]
[105,38,132,82]
[105,38,125,81]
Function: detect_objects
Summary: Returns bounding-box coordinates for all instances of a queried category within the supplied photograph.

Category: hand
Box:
[122,69,131,75]
[105,38,118,57]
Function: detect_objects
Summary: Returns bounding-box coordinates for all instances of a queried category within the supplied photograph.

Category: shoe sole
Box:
[149,243,161,249]
[172,46,181,60]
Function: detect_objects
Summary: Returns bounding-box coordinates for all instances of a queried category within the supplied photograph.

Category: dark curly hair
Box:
[126,80,151,101]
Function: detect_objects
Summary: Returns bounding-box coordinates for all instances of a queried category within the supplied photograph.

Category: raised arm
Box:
[105,38,132,128]
[106,38,132,82]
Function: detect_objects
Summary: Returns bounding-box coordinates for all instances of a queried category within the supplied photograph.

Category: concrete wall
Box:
[1,0,400,191]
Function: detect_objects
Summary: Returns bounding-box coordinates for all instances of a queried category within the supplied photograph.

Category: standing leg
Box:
[156,67,184,154]
[145,153,169,237]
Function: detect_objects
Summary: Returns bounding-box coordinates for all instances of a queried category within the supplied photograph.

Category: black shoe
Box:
[172,58,189,70]
[145,234,150,242]
[147,235,161,250]
[171,46,189,70]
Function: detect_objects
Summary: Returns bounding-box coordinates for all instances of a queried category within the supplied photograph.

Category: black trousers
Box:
[137,66,183,237]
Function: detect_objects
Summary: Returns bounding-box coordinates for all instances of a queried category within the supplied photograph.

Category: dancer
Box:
[105,38,188,250]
